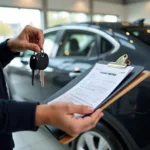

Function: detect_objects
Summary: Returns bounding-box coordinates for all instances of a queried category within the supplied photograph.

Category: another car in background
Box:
[5,22,150,150]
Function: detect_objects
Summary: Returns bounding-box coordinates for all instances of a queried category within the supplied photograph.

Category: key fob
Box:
[36,53,49,70]
[30,54,37,70]
[30,54,37,86]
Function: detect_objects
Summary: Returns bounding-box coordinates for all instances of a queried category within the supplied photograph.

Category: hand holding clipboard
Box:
[45,54,150,144]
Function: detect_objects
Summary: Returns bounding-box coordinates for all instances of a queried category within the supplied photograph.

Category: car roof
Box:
[52,22,150,29]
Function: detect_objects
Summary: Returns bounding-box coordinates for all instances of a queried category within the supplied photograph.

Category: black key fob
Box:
[36,53,49,70]
[30,54,37,86]
[30,54,37,70]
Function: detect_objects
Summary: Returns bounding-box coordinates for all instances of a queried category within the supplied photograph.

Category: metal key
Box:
[40,70,44,87]
[30,54,37,86]
[36,50,49,87]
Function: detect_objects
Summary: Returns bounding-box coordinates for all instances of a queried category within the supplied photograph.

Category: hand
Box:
[7,25,44,53]
[35,102,104,137]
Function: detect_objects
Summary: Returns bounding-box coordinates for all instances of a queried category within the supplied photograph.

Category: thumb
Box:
[69,104,94,114]
[22,42,41,52]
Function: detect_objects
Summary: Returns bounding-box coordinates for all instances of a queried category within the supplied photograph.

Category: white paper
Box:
[48,63,134,116]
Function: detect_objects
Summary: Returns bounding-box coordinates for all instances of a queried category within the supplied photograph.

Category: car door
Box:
[41,29,100,102]
[6,29,61,102]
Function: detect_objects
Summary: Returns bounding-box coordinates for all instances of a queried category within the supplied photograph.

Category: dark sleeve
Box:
[0,100,39,133]
[0,40,20,68]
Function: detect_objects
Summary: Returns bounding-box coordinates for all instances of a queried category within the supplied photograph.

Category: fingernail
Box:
[88,106,94,112]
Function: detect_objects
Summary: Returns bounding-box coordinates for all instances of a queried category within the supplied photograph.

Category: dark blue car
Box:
[5,22,150,150]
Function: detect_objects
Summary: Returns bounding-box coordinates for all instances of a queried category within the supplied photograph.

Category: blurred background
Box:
[0,0,149,42]
[1,1,150,150]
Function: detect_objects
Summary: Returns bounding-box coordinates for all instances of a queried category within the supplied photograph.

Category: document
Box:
[48,63,134,116]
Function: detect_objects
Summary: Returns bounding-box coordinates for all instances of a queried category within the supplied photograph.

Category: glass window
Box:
[19,9,41,29]
[47,11,70,27]
[92,14,118,22]
[104,15,118,22]
[101,37,113,53]
[47,11,89,27]
[57,31,97,57]
[70,13,89,23]
[92,15,104,22]
[0,7,42,42]
[44,31,58,56]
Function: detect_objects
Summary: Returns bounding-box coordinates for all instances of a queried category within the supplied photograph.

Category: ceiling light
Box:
[126,32,130,36]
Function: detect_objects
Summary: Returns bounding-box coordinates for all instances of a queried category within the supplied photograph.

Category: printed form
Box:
[48,63,134,114]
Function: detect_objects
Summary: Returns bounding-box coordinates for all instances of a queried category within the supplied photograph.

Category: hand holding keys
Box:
[29,50,49,87]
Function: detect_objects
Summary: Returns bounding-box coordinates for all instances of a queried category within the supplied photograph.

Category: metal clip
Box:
[108,54,131,68]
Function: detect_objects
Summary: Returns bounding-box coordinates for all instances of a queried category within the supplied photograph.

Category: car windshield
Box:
[123,27,150,46]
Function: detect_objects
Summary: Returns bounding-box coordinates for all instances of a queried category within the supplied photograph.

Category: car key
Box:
[30,53,37,86]
[40,70,44,87]
[36,50,49,87]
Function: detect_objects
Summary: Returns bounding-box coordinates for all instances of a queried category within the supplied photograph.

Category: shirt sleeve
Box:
[0,40,20,68]
[0,100,39,133]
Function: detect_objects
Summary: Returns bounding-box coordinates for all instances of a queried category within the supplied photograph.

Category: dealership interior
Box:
[1,0,150,150]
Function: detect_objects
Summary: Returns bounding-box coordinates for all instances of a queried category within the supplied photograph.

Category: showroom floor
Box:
[13,127,70,150]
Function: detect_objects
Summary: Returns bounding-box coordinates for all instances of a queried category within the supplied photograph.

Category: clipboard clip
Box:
[108,54,131,68]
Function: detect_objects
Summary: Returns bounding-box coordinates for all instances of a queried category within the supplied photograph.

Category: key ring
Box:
[40,49,44,57]
[41,49,44,53]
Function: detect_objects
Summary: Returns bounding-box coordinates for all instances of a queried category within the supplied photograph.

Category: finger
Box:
[81,123,96,133]
[66,103,94,114]
[77,109,103,130]
[81,112,104,133]
[91,109,104,124]
[26,25,44,49]
[91,110,104,127]
[23,42,40,52]
[68,111,103,136]
[91,109,103,118]
[29,37,39,44]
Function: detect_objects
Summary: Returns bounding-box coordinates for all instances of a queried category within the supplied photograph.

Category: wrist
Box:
[7,39,14,52]
[7,38,17,53]
[35,104,50,126]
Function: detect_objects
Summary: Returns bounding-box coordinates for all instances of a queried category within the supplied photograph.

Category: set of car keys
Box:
[30,50,49,87]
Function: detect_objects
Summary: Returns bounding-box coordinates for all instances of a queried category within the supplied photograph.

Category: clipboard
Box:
[45,54,150,144]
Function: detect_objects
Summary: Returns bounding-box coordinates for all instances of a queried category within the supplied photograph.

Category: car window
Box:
[57,31,97,57]
[101,37,113,53]
[44,31,58,56]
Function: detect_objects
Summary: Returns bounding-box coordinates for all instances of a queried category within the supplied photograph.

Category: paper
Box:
[48,63,134,116]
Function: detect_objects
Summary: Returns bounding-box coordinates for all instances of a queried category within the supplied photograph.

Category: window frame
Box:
[92,13,119,22]
[46,25,120,58]
[0,6,42,42]
[44,30,60,57]
[100,36,114,54]
[47,10,90,28]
